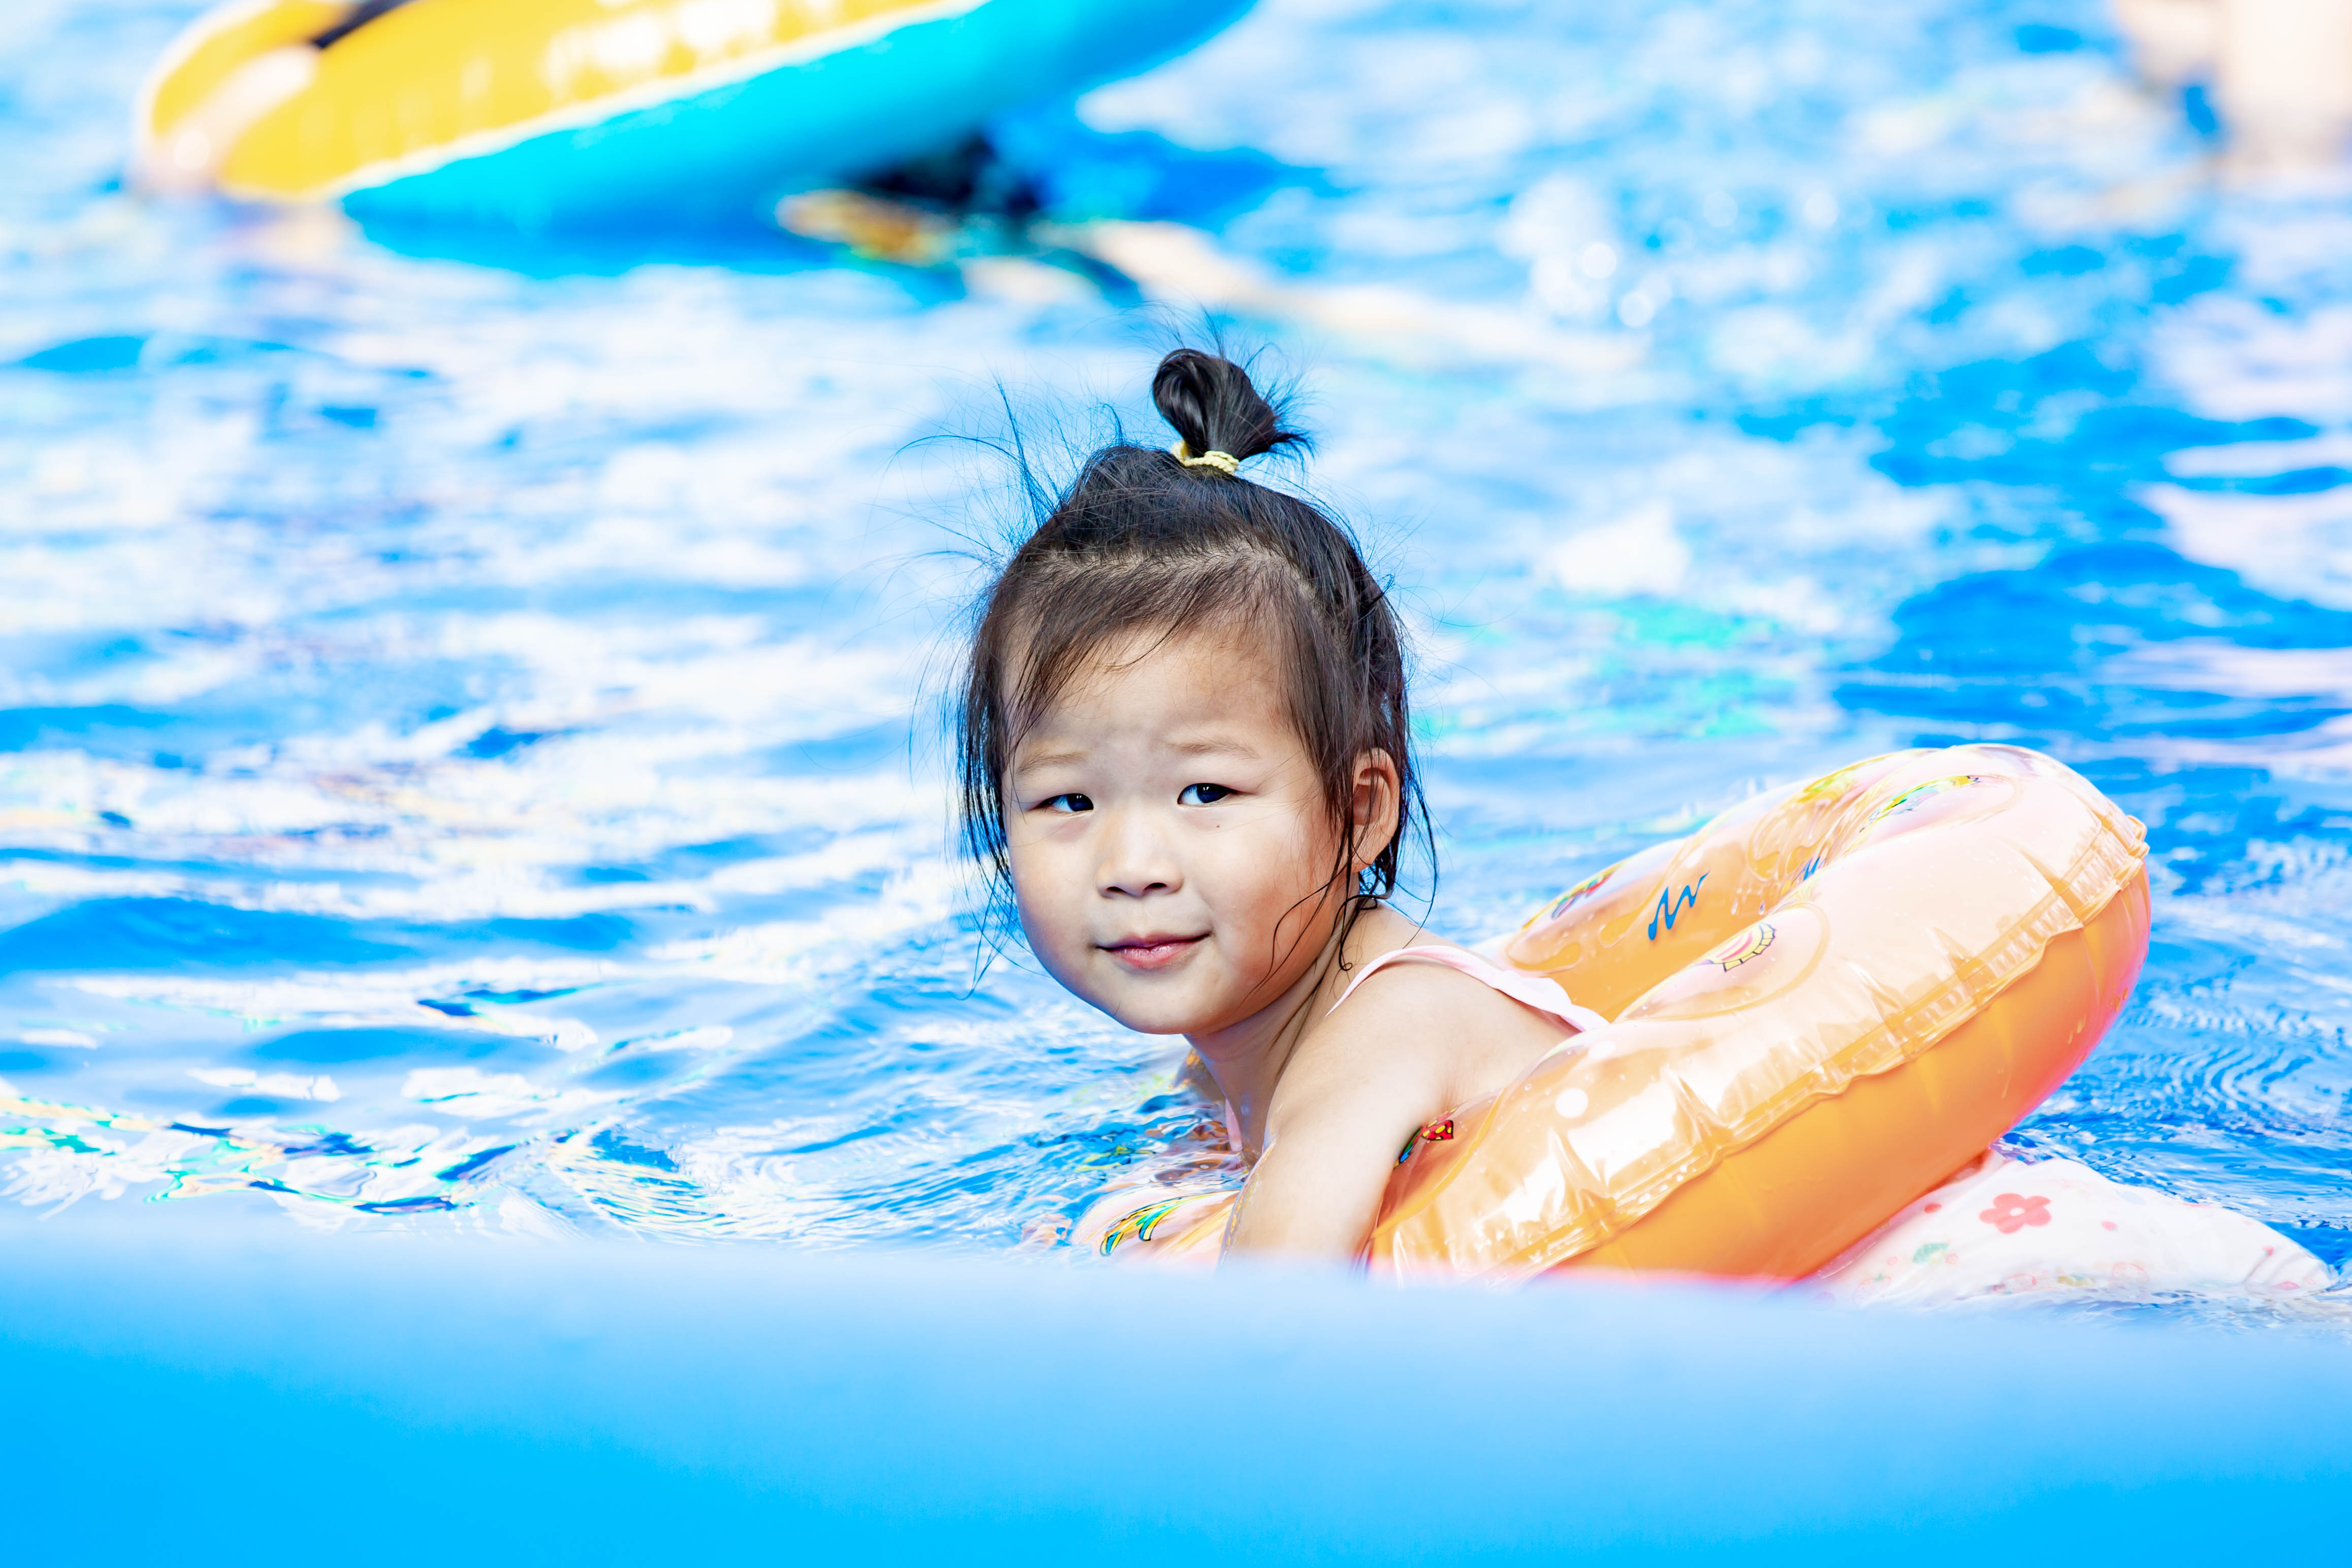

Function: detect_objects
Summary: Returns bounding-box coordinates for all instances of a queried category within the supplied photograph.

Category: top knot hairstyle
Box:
[958,347,1429,949]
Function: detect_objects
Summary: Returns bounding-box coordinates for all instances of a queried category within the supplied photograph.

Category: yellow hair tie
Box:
[1171,440,1241,477]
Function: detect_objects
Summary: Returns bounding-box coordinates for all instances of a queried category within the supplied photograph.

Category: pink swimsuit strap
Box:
[1328,945,1610,1035]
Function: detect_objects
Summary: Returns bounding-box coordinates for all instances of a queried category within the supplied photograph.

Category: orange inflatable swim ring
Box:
[1074,743,2152,1281]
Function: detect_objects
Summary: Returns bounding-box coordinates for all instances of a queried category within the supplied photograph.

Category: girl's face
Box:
[1003,626,1391,1040]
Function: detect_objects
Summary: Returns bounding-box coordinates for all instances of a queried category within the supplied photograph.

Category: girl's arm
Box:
[1222,959,1580,1261]
[1221,963,1512,1260]
[1222,1098,1431,1259]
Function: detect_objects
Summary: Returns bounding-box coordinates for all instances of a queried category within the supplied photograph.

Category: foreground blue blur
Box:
[4,1208,2348,1560]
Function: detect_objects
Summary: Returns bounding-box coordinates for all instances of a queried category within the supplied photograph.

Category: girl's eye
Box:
[1179,783,1233,806]
[1043,792,1094,814]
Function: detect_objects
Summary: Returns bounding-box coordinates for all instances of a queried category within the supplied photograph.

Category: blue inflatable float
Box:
[135,0,1252,227]
[4,1203,2346,1560]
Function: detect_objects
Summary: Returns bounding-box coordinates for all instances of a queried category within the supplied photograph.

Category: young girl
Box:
[963,348,2336,1304]
[962,347,1601,1261]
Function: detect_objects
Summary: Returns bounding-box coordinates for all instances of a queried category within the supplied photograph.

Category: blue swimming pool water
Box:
[4,0,2348,1299]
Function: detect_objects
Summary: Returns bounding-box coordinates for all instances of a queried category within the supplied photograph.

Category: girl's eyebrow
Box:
[1011,745,1088,772]
[1012,732,1266,773]
[1168,735,1265,759]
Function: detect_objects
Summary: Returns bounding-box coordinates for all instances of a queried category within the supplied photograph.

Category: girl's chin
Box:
[1107,1005,1214,1039]
[1095,989,1222,1040]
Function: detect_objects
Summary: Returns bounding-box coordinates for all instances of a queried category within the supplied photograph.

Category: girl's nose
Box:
[1095,804,1182,898]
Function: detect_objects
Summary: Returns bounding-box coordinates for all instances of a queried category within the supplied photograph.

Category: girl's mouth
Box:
[1102,933,1206,971]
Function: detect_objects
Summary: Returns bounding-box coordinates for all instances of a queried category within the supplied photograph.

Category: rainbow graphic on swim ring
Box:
[1871,775,1989,823]
[1534,868,1612,926]
[1705,922,1775,971]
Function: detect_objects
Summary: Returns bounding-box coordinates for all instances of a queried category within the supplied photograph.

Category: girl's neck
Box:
[1186,899,1422,1158]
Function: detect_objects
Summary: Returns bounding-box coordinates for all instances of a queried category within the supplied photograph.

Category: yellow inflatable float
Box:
[135,0,1250,228]
[1076,743,2153,1281]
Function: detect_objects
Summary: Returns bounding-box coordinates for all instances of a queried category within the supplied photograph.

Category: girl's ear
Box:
[1349,748,1402,873]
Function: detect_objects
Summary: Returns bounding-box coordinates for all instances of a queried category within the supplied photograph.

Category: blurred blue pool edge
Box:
[5,1201,2347,1558]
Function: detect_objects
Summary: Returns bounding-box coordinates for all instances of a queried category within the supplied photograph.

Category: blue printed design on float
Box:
[1647,874,1707,940]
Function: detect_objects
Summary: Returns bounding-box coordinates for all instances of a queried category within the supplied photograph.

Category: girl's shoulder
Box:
[1291,938,1594,1110]
[1327,940,1597,1032]
[1330,940,1490,1008]
[1267,949,1501,1144]
[1308,941,1553,1059]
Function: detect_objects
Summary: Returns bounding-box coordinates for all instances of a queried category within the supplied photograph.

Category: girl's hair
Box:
[958,347,1428,951]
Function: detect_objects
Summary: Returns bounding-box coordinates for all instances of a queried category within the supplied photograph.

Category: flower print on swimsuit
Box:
[1814,1154,2333,1307]
[1979,1192,2052,1234]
